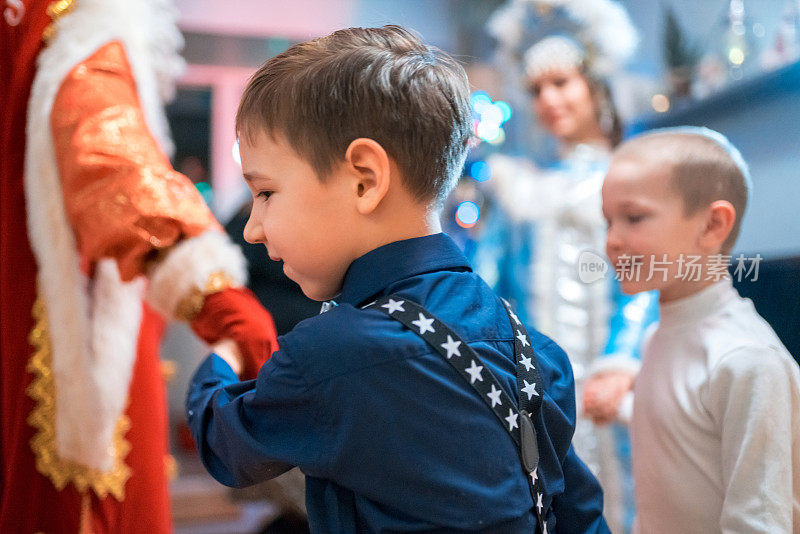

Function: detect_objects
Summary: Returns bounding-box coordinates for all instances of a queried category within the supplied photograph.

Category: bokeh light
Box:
[481,104,504,125]
[471,91,493,111]
[651,94,670,113]
[728,47,745,66]
[495,101,513,122]
[232,140,241,166]
[471,91,512,146]
[476,122,500,142]
[470,160,492,182]
[455,201,480,228]
[486,129,506,145]
[195,181,214,205]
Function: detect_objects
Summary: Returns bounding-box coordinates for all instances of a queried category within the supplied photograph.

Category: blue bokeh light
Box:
[470,161,492,182]
[455,201,480,228]
[496,101,513,122]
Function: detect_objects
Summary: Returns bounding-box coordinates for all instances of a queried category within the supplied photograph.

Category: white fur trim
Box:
[488,0,639,78]
[146,230,247,320]
[57,260,144,471]
[588,353,641,377]
[24,0,183,470]
[524,35,584,80]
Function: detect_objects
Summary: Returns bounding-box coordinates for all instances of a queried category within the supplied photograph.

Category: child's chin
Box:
[300,286,326,302]
[618,280,647,295]
[299,282,339,303]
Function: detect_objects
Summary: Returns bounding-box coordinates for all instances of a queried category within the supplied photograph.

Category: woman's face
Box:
[530,66,602,144]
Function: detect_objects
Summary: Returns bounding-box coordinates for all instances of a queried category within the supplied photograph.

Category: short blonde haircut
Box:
[615,128,750,253]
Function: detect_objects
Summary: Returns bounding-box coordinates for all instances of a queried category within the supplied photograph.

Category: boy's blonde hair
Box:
[615,128,751,253]
[236,25,472,208]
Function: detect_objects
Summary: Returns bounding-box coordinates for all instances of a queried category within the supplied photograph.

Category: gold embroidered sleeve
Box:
[50,41,219,281]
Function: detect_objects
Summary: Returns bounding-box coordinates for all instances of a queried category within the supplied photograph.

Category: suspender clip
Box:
[519,409,539,473]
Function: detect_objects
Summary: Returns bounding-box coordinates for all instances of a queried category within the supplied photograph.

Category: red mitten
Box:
[190,287,279,379]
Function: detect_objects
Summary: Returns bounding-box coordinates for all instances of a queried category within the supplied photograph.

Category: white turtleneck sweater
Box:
[632,280,800,533]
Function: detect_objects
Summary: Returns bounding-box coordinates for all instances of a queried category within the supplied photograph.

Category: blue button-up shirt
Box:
[187,233,608,533]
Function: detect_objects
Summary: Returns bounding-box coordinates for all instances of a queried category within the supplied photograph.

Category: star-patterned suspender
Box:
[368,295,550,533]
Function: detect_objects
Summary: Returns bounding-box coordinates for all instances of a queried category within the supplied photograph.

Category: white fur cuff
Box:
[146,230,247,320]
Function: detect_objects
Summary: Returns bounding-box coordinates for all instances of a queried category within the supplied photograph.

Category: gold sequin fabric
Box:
[50,41,219,281]
[174,270,236,321]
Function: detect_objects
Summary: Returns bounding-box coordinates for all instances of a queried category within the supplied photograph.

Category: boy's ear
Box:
[700,200,736,252]
[345,138,391,215]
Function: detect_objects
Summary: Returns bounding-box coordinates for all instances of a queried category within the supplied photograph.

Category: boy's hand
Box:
[190,287,279,379]
[211,338,243,376]
[582,371,635,425]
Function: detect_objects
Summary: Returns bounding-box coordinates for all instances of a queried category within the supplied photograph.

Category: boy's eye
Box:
[257,190,273,201]
[626,214,645,224]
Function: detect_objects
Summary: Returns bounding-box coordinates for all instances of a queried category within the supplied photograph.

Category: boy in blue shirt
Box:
[187,25,608,533]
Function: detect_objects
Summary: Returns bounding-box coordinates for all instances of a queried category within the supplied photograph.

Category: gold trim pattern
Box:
[174,270,236,322]
[43,0,77,43]
[26,297,132,500]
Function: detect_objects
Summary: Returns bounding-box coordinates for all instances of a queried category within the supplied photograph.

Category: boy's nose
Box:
[243,214,264,244]
[605,226,623,256]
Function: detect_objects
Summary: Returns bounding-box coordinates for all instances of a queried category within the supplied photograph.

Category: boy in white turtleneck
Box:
[598,127,799,533]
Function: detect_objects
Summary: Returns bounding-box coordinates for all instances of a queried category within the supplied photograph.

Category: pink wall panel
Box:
[175,0,357,39]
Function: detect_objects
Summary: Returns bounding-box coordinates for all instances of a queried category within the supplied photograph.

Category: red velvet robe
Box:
[0,2,218,531]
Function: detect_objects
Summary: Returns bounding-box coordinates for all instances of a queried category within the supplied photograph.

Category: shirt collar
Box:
[338,233,471,307]
[658,278,737,328]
